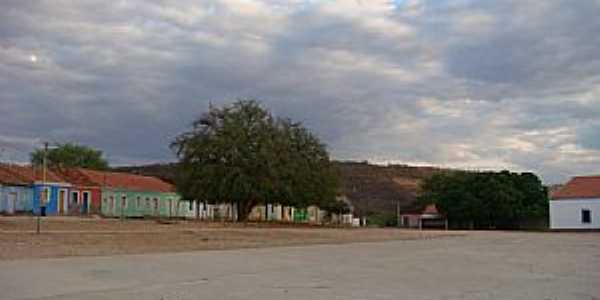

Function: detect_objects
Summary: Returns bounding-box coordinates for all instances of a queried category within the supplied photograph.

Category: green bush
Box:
[367,213,397,227]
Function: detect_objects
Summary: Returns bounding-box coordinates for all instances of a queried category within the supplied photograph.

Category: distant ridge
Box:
[114,161,451,216]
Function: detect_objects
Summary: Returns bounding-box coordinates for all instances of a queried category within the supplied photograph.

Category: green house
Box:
[70,169,183,218]
[101,189,182,218]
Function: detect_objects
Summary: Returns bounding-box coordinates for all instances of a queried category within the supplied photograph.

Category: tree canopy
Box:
[171,99,338,220]
[31,143,109,170]
[418,170,548,229]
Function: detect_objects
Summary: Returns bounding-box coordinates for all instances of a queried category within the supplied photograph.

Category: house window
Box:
[121,195,127,209]
[136,196,141,208]
[582,209,592,224]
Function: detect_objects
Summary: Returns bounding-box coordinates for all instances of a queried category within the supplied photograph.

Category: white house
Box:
[550,176,600,230]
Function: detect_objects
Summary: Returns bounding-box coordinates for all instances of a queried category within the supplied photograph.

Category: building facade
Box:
[72,169,180,218]
[2,165,71,216]
[0,165,33,215]
[54,168,104,215]
[550,176,600,230]
[101,189,181,218]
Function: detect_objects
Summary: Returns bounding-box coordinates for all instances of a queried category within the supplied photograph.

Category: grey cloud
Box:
[1,0,599,183]
[578,122,600,150]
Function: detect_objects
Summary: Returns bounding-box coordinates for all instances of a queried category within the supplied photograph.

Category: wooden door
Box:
[58,190,66,215]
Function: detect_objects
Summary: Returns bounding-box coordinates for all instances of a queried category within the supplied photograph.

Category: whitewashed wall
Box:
[550,198,600,229]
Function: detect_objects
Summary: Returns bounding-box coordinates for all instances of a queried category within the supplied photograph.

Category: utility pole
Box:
[37,142,49,234]
[396,199,401,228]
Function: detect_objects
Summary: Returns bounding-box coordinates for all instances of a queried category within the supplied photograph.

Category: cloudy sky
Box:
[1,0,599,184]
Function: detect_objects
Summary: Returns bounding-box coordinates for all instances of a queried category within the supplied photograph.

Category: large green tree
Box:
[171,99,338,221]
[31,143,109,170]
[418,171,548,229]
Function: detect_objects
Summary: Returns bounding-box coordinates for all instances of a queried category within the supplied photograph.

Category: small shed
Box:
[400,204,447,230]
[550,176,600,230]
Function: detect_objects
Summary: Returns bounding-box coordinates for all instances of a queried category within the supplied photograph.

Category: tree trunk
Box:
[235,201,241,223]
[236,202,251,222]
[265,203,270,221]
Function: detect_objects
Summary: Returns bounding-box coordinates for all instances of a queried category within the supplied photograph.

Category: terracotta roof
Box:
[0,164,66,183]
[0,164,30,185]
[400,203,442,215]
[52,168,97,187]
[73,168,175,193]
[422,204,440,215]
[552,176,600,200]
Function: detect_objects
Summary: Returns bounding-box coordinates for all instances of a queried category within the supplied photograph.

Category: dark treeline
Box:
[419,170,549,229]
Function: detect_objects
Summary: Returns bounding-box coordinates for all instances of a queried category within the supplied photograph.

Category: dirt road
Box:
[1,230,598,300]
[0,217,458,260]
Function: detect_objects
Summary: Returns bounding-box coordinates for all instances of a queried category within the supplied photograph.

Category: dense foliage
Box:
[418,171,549,229]
[31,143,109,170]
[171,99,338,221]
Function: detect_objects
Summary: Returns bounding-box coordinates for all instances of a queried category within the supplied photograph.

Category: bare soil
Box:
[0,216,461,260]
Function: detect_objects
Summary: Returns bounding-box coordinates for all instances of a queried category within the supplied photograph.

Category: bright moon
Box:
[30,55,38,63]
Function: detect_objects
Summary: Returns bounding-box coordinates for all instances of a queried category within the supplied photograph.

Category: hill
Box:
[332,161,449,217]
[114,161,450,217]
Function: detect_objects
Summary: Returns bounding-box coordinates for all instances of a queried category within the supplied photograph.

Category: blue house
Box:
[4,165,71,216]
[32,183,71,215]
[0,165,34,214]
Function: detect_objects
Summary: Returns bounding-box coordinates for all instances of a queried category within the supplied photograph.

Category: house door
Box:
[153,198,159,216]
[7,193,17,214]
[82,192,90,214]
[70,191,79,211]
[58,190,66,215]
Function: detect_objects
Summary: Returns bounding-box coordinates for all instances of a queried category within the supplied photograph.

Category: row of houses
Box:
[0,164,180,217]
[0,164,357,225]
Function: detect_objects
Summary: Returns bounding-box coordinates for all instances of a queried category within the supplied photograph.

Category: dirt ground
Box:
[0,216,461,260]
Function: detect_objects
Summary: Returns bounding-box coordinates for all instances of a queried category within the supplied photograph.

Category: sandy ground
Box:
[0,216,460,260]
[0,230,598,300]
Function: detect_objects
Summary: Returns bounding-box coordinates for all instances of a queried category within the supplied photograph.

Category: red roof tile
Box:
[552,176,600,200]
[73,168,175,193]
[0,164,30,185]
[52,168,97,187]
[0,164,66,183]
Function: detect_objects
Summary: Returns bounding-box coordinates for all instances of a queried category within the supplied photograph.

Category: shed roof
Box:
[552,176,600,200]
[422,203,440,215]
[401,203,442,216]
